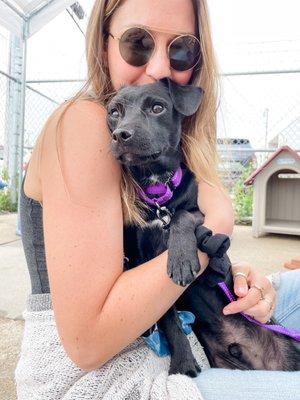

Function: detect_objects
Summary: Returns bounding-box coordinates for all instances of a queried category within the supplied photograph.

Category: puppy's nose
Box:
[112,129,133,142]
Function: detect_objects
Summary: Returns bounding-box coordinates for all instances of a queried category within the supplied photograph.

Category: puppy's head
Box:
[106,78,204,167]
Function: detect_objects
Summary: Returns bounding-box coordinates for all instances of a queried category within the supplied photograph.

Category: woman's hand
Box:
[223,261,277,323]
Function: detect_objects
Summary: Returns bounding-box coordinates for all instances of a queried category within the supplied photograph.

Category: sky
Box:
[209,0,300,43]
[1,0,300,149]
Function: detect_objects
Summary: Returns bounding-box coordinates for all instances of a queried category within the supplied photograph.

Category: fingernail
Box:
[238,287,247,295]
[223,308,231,315]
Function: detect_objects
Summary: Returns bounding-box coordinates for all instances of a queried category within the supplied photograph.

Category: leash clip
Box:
[155,202,173,228]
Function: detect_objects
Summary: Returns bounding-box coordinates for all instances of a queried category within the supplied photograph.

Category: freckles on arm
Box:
[197,179,234,237]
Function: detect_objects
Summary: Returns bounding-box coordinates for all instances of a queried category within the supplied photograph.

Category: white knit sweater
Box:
[14,293,210,400]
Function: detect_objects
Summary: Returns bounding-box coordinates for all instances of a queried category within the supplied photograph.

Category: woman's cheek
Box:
[109,61,142,90]
[172,70,194,85]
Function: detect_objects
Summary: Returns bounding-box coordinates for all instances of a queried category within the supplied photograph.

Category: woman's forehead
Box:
[121,23,195,37]
[110,0,196,35]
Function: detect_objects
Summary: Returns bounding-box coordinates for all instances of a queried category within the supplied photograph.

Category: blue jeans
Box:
[194,270,300,400]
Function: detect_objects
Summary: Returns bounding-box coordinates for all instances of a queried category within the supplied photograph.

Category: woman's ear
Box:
[159,77,204,117]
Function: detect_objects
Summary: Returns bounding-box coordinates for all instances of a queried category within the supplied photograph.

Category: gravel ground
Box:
[0,318,24,400]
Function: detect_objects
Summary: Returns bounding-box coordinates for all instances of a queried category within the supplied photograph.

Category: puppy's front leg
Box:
[167,210,200,286]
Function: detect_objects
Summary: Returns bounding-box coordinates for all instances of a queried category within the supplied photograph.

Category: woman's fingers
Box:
[223,286,262,315]
[224,263,277,321]
[244,276,277,322]
[244,294,277,322]
[231,262,251,297]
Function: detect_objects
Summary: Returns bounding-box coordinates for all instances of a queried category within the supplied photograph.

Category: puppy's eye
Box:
[151,103,165,114]
[228,343,242,359]
[109,108,119,118]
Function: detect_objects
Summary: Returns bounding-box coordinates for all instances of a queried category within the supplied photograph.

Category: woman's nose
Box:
[145,43,172,80]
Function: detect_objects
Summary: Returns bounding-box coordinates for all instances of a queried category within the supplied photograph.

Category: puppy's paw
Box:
[167,244,200,286]
[169,355,201,377]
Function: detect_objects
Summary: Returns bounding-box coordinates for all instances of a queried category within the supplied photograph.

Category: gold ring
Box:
[233,272,247,280]
[260,297,273,311]
[250,284,264,300]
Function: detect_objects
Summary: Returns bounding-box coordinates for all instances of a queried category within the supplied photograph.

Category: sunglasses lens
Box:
[120,28,154,67]
[169,35,201,71]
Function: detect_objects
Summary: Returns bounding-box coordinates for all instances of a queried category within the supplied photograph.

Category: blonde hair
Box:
[55,0,227,226]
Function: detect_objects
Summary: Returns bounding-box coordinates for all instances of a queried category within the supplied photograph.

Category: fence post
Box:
[4,30,27,206]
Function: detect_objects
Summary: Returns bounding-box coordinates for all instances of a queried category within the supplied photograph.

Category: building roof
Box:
[0,0,74,38]
[244,145,300,186]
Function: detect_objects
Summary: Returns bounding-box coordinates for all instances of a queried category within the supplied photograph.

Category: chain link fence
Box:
[0,72,84,177]
[217,71,300,193]
[0,26,10,173]
[23,80,84,162]
[0,71,10,172]
[216,39,300,190]
[1,32,299,221]
[1,73,299,217]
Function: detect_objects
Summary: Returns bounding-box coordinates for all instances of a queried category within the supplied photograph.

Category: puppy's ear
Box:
[159,77,204,116]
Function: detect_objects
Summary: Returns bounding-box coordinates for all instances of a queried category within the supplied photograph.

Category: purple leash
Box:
[218,281,300,342]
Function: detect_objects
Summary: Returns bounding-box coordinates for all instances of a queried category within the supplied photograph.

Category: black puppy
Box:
[106,77,300,375]
[178,263,300,370]
[107,77,207,376]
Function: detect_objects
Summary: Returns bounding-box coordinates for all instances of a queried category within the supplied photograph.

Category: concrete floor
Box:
[228,224,300,275]
[0,212,299,399]
[0,213,30,320]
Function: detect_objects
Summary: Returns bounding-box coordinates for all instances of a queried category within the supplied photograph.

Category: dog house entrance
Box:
[264,169,300,234]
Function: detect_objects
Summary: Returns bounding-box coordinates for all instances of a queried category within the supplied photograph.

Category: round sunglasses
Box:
[107,26,202,72]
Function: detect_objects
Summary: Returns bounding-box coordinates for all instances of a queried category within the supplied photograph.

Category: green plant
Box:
[0,167,18,212]
[232,163,254,224]
[1,167,9,182]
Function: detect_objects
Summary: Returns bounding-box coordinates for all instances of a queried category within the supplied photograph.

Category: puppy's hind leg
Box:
[158,305,201,377]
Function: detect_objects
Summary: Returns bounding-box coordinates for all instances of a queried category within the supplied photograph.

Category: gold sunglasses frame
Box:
[107,25,202,72]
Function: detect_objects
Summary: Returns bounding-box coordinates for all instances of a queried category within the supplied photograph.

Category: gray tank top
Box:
[20,173,50,294]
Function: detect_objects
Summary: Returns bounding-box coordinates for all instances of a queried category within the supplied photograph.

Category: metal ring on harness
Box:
[154,202,173,228]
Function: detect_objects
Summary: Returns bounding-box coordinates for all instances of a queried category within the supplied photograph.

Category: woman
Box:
[15,0,300,399]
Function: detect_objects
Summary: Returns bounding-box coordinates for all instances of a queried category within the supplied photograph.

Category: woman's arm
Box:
[196,179,248,302]
[40,100,207,373]
[195,178,234,271]
[197,178,235,237]
[196,180,278,324]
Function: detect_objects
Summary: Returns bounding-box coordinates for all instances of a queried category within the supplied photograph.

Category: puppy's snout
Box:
[112,129,133,142]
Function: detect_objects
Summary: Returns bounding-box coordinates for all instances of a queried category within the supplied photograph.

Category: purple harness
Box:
[218,281,300,342]
[138,166,183,206]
